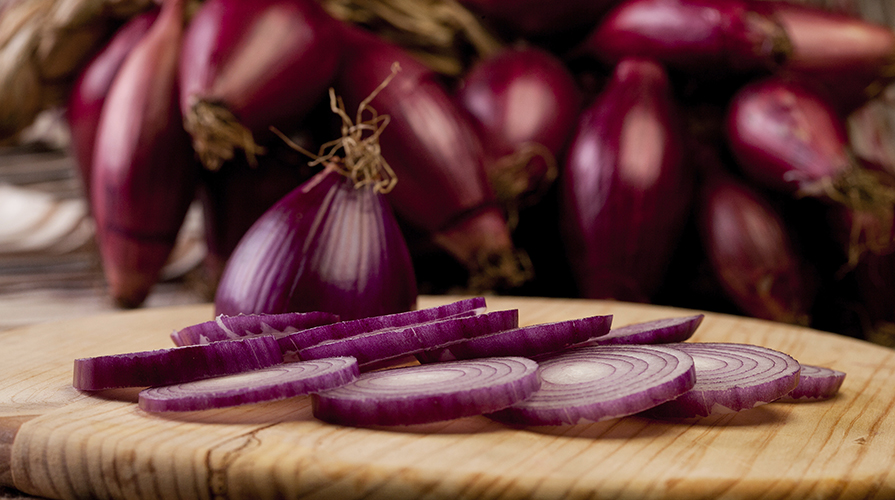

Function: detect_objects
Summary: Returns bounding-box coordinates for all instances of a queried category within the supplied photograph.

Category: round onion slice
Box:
[313,357,540,426]
[138,357,359,412]
[298,310,519,368]
[72,336,282,391]
[170,311,341,346]
[487,345,696,426]
[779,364,845,401]
[442,314,613,360]
[588,314,704,346]
[645,342,801,418]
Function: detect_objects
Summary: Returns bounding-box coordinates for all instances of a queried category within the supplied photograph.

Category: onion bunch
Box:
[57,0,895,345]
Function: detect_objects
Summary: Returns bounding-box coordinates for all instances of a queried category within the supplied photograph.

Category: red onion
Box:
[431,314,613,361]
[779,364,845,401]
[576,0,791,74]
[90,0,200,308]
[313,356,540,426]
[334,26,529,291]
[278,296,486,355]
[178,0,342,170]
[755,1,895,112]
[138,357,359,412]
[170,310,341,346]
[67,8,158,196]
[456,45,581,212]
[73,335,282,391]
[589,314,704,346]
[698,173,814,325]
[560,57,692,301]
[456,0,620,37]
[644,342,801,419]
[725,76,895,264]
[298,309,519,369]
[488,344,696,426]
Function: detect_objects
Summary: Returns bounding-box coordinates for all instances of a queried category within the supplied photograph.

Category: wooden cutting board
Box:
[1,295,893,500]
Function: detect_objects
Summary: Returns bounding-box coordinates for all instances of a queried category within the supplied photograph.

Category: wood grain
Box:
[2,296,894,499]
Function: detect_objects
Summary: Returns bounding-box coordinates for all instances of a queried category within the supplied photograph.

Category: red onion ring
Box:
[587,314,705,346]
[779,364,846,401]
[488,344,696,426]
[138,357,359,412]
[645,342,801,418]
[170,311,341,346]
[313,356,540,426]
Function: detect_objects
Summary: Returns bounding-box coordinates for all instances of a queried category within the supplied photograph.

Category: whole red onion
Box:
[698,173,814,325]
[457,0,621,37]
[726,76,895,264]
[334,27,529,290]
[577,0,790,75]
[91,0,200,307]
[179,0,342,170]
[456,45,581,211]
[67,9,158,197]
[560,57,692,302]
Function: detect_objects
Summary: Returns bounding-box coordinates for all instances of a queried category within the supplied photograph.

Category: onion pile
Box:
[58,0,895,345]
[73,298,845,428]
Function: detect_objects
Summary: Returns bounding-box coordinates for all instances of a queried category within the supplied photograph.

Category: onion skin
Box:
[213,167,418,321]
[560,58,692,302]
[577,0,790,74]
[335,27,525,289]
[67,9,159,197]
[456,45,581,209]
[698,174,813,325]
[90,0,200,308]
[178,0,342,170]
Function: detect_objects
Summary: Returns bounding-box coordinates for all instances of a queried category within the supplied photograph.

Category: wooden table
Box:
[0,295,893,500]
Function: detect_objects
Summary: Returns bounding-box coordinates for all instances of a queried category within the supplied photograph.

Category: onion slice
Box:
[73,336,282,391]
[587,315,704,346]
[170,311,341,346]
[487,345,696,426]
[779,364,845,401]
[278,297,487,354]
[644,343,801,418]
[313,357,540,426]
[298,310,520,368]
[433,314,613,361]
[138,357,359,412]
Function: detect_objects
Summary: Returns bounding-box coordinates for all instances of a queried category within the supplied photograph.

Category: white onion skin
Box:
[213,168,418,321]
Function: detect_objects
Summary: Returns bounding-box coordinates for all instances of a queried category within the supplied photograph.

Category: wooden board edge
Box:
[0,415,39,488]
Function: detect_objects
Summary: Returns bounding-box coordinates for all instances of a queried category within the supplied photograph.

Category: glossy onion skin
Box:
[698,174,814,325]
[560,58,691,302]
[332,27,521,277]
[214,168,418,321]
[67,9,158,196]
[457,0,621,37]
[178,0,342,165]
[457,45,581,205]
[90,0,200,308]
[578,0,790,74]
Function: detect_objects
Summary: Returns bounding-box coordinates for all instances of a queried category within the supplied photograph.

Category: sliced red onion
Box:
[560,57,692,302]
[170,311,341,347]
[644,343,801,419]
[138,357,359,412]
[488,344,696,426]
[278,297,486,354]
[588,314,704,346]
[779,364,845,401]
[298,309,520,369]
[73,336,282,391]
[313,356,540,426]
[432,314,613,361]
